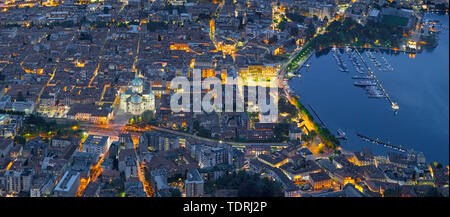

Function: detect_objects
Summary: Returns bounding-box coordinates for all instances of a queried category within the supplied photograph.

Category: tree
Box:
[170,188,182,197]
[205,170,283,197]
[198,127,211,138]
[300,130,317,143]
[142,110,154,124]
[301,134,310,142]
[193,120,200,132]
[274,123,290,141]
[286,13,305,23]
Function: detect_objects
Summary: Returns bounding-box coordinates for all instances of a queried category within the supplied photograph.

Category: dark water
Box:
[289,14,449,164]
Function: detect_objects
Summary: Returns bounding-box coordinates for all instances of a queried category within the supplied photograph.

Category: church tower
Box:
[132,72,143,94]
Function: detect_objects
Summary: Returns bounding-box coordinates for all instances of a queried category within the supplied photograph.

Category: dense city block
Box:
[0,0,448,198]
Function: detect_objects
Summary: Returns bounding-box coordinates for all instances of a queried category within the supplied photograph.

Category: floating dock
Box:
[357,133,408,153]
[354,47,399,110]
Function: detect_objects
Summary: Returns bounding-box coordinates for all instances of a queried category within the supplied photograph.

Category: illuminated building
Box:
[119,133,134,149]
[239,64,279,82]
[0,137,14,157]
[139,131,184,152]
[257,153,289,168]
[185,169,204,197]
[70,151,102,196]
[249,158,301,197]
[124,179,147,197]
[0,94,34,114]
[279,159,322,182]
[168,0,186,6]
[289,127,302,141]
[66,103,113,124]
[118,149,137,175]
[308,183,365,197]
[299,147,313,161]
[150,81,169,97]
[351,151,373,166]
[329,167,358,187]
[74,0,89,5]
[198,145,233,169]
[120,73,155,115]
[201,68,216,78]
[273,46,283,56]
[407,40,419,49]
[54,170,80,197]
[310,172,332,190]
[2,170,26,194]
[82,135,111,155]
[81,182,101,197]
[30,175,56,197]
[170,43,190,52]
[124,157,139,180]
[246,129,275,141]
[244,145,270,156]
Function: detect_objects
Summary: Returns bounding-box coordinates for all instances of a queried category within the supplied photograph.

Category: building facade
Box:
[120,73,155,115]
[185,169,204,197]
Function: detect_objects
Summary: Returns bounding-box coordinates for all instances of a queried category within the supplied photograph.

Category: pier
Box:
[356,133,408,153]
[354,47,400,110]
[307,104,326,128]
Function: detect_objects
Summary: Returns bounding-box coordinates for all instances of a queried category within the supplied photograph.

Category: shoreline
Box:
[283,34,448,164]
[281,48,341,153]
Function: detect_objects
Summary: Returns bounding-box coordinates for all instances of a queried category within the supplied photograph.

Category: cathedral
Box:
[120,73,155,115]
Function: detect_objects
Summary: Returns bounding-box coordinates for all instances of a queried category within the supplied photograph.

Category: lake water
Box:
[289,13,449,164]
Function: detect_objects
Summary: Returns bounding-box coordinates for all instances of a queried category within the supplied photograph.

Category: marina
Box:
[368,50,394,72]
[354,80,376,86]
[348,49,367,74]
[354,47,399,110]
[380,56,394,71]
[352,75,374,79]
[288,13,448,164]
[333,47,393,101]
[365,86,386,98]
[332,47,349,72]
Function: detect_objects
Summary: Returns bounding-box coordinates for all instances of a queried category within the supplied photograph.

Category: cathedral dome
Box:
[131,94,142,104]
[132,77,143,87]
